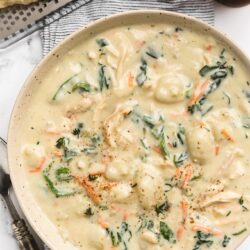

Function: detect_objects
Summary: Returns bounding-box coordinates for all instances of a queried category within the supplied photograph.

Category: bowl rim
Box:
[7,9,250,250]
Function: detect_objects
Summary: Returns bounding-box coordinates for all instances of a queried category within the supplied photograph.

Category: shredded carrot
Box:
[192,224,223,236]
[205,44,213,51]
[215,144,220,156]
[76,177,100,204]
[53,149,63,157]
[180,199,189,223]
[176,225,185,240]
[97,217,109,229]
[175,168,181,179]
[188,79,210,107]
[123,211,129,221]
[222,154,235,169]
[127,72,134,87]
[100,181,117,190]
[183,164,193,189]
[29,156,46,173]
[152,145,163,156]
[101,151,112,165]
[169,110,188,117]
[46,130,62,136]
[221,129,235,142]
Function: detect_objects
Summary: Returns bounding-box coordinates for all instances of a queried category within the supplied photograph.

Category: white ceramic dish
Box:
[7,10,250,250]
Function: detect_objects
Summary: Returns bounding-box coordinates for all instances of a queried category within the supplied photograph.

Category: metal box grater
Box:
[0,0,91,49]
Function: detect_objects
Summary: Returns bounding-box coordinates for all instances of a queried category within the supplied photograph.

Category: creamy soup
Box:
[20,23,250,250]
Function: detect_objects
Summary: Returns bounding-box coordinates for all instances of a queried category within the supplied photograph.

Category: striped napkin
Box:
[41,0,214,55]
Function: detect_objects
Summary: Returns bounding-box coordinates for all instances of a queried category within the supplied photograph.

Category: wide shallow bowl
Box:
[7,10,250,250]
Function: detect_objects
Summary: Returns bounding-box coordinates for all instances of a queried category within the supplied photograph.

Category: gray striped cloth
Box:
[41,0,214,55]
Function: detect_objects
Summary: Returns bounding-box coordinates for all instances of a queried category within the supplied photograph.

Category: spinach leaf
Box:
[173,152,188,167]
[64,148,77,162]
[56,137,69,149]
[52,74,77,101]
[98,64,109,91]
[193,231,213,250]
[84,207,94,217]
[160,221,175,243]
[55,167,73,182]
[146,47,160,59]
[222,235,231,247]
[159,130,170,158]
[72,123,83,138]
[136,58,147,86]
[82,146,98,155]
[199,65,218,77]
[43,164,75,198]
[155,201,170,215]
[96,38,109,47]
[72,82,91,92]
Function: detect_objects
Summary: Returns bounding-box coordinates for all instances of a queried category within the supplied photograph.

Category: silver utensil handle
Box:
[12,219,40,250]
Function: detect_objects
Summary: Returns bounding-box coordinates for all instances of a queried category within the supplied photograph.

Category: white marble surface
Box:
[0,2,250,249]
